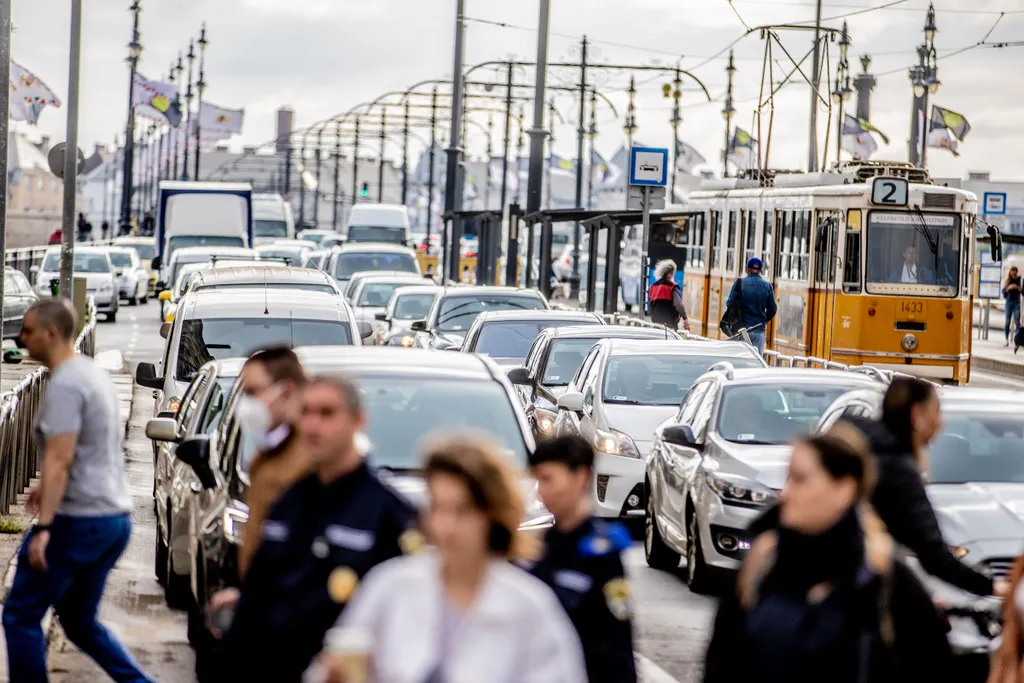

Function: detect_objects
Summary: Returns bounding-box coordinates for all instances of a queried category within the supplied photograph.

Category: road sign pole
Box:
[60,0,84,301]
[640,185,651,321]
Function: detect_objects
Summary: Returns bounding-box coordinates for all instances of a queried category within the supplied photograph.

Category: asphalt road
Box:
[49,298,1018,682]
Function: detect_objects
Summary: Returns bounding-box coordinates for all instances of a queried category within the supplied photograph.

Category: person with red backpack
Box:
[648,259,688,331]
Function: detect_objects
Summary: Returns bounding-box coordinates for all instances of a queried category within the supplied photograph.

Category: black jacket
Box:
[703,506,953,683]
[845,416,994,597]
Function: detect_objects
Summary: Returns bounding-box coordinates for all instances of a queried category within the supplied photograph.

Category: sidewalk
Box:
[972,331,1024,379]
[0,352,134,681]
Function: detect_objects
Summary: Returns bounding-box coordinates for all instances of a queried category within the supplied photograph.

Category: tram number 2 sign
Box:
[872,177,908,207]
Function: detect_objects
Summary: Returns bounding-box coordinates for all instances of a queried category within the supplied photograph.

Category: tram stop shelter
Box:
[440,209,503,285]
[522,208,703,314]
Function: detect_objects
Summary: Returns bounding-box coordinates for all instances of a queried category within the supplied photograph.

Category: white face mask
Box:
[236,393,272,442]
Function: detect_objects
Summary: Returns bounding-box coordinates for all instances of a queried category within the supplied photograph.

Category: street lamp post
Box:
[723,50,736,178]
[171,54,183,179]
[832,22,852,163]
[378,107,387,202]
[586,88,597,211]
[181,39,195,180]
[909,3,939,168]
[193,23,207,180]
[118,0,143,233]
[665,66,682,197]
[624,76,637,155]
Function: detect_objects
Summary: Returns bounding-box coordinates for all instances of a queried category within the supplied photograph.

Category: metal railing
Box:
[0,297,98,514]
[5,239,117,280]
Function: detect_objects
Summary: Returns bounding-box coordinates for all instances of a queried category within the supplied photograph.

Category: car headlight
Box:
[949,544,969,561]
[400,334,415,347]
[535,408,557,436]
[594,429,641,459]
[99,282,112,292]
[704,471,775,509]
[222,503,249,544]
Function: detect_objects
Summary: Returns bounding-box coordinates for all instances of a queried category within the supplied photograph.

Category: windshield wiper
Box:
[438,301,483,325]
[911,208,941,279]
[604,398,644,405]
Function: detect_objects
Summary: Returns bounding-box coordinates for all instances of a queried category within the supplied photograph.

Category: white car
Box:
[553,338,767,520]
[105,247,150,305]
[32,247,119,321]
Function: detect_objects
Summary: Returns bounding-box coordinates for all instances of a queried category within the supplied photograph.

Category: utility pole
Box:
[299,134,309,224]
[624,76,637,152]
[313,129,323,226]
[570,35,588,295]
[526,0,551,218]
[333,120,342,230]
[723,50,736,178]
[193,23,207,180]
[444,0,468,282]
[59,0,84,299]
[0,0,10,350]
[586,88,597,210]
[378,106,387,202]
[427,87,438,244]
[545,97,555,210]
[807,0,823,172]
[484,115,493,210]
[172,54,183,180]
[401,99,410,205]
[669,66,682,197]
[352,115,360,204]
[909,4,939,168]
[119,1,142,233]
[498,63,514,247]
[832,22,852,164]
[181,39,195,180]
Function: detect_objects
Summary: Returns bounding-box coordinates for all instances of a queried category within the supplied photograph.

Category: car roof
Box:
[295,346,495,380]
[299,229,336,236]
[392,285,441,296]
[337,243,416,254]
[546,324,678,340]
[474,310,601,323]
[602,338,761,358]
[113,236,153,244]
[257,243,307,252]
[190,265,337,288]
[352,272,425,285]
[938,387,1024,413]
[171,246,256,260]
[181,288,352,320]
[104,246,135,254]
[439,286,544,299]
[722,367,883,386]
[45,245,108,255]
[215,357,247,376]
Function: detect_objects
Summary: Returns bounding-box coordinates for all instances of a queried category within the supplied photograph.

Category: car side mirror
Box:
[145,417,180,443]
[159,322,172,339]
[135,362,163,389]
[374,311,389,322]
[29,265,39,275]
[356,320,374,340]
[176,435,216,489]
[506,367,531,385]
[557,391,585,412]
[987,224,1003,262]
[662,424,699,448]
[410,319,427,332]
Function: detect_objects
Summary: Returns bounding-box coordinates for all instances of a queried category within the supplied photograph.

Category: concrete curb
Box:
[971,354,1024,379]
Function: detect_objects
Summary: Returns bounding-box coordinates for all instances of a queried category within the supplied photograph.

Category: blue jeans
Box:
[747,328,766,355]
[2,514,153,683]
[1006,300,1020,342]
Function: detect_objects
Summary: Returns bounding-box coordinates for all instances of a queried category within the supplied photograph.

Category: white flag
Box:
[841,132,877,161]
[199,102,244,137]
[10,61,61,124]
[675,140,707,174]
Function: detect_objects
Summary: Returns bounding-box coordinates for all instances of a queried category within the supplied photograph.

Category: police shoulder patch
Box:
[603,577,632,621]
[399,528,426,555]
[327,566,359,603]
[579,521,632,557]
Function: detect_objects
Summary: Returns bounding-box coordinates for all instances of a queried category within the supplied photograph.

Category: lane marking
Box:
[636,653,681,683]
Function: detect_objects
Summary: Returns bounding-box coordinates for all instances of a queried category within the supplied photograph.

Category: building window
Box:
[38,178,44,191]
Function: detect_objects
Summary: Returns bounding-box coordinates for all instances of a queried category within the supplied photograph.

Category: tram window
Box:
[726,211,738,273]
[762,211,773,274]
[743,211,757,268]
[796,211,811,281]
[843,231,862,293]
[689,214,706,268]
[710,211,722,272]
[779,211,794,279]
[814,212,840,284]
[961,232,970,296]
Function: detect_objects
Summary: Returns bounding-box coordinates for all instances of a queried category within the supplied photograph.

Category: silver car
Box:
[376,285,442,346]
[105,247,150,305]
[553,339,767,521]
[644,366,881,592]
[32,247,119,320]
[145,357,243,608]
[347,273,432,345]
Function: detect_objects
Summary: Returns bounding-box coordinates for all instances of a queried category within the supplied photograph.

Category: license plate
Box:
[898,301,925,317]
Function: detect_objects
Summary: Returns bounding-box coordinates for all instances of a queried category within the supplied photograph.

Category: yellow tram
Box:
[680,161,981,384]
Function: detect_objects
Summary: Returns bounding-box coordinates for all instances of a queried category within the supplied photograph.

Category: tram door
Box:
[704,210,724,337]
[808,210,841,358]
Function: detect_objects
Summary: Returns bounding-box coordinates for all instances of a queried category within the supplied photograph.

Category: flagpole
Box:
[194,23,207,181]
[59,0,84,300]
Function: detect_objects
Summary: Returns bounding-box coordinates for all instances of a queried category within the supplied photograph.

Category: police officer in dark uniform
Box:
[212,374,420,682]
[527,435,637,683]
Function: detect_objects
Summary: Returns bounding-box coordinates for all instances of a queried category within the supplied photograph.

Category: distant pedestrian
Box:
[3,298,152,683]
[47,228,62,245]
[101,221,110,241]
[724,257,777,353]
[703,424,952,683]
[312,435,587,683]
[142,212,154,236]
[527,435,638,683]
[1003,265,1021,347]
[649,259,689,332]
[76,212,91,242]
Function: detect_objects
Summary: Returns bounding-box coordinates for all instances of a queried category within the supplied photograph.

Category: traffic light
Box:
[360,182,369,197]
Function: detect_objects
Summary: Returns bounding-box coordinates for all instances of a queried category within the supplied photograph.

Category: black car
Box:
[507,324,682,438]
[411,286,550,350]
[460,309,604,371]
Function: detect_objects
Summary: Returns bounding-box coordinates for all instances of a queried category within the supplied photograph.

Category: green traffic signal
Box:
[360,182,369,197]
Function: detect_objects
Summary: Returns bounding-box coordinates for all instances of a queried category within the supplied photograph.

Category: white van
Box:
[345,203,411,246]
[253,193,296,245]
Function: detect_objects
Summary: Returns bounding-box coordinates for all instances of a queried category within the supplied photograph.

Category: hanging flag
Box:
[840,115,883,160]
[675,140,707,174]
[10,61,61,124]
[591,149,621,188]
[199,102,245,137]
[727,128,757,170]
[927,105,971,157]
[131,73,183,127]
[548,154,577,176]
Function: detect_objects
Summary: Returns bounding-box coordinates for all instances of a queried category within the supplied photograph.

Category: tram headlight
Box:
[901,333,919,352]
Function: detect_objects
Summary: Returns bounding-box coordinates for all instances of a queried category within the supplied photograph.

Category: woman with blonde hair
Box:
[311,435,587,683]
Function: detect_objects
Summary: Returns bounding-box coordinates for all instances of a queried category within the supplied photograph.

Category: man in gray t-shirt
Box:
[2,298,152,683]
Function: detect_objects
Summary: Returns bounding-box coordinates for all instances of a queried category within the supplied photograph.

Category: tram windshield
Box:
[865,212,960,296]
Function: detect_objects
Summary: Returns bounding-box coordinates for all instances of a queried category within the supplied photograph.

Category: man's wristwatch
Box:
[32,524,52,534]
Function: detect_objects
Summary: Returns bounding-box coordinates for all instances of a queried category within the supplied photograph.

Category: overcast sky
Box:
[12,0,1024,179]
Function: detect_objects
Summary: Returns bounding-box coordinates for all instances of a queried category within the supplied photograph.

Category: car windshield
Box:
[603,354,765,406]
[254,219,288,239]
[198,282,336,295]
[256,248,303,264]
[865,212,960,296]
[299,232,327,245]
[928,412,1024,483]
[347,225,405,244]
[108,252,134,268]
[41,252,110,273]
[358,377,528,469]
[121,242,155,260]
[334,252,418,280]
[542,339,603,386]
[357,282,414,307]
[392,293,437,320]
[166,235,245,259]
[437,295,546,333]
[176,318,352,380]
[717,383,855,445]
[474,319,601,362]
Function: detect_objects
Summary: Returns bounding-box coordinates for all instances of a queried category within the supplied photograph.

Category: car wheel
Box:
[164,508,191,609]
[129,296,138,306]
[644,488,680,570]
[106,311,117,323]
[687,509,714,594]
[155,517,168,585]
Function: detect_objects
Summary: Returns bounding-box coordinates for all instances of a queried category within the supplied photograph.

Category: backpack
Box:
[720,277,743,337]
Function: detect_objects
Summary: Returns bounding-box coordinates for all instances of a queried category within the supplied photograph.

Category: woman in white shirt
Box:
[314,435,587,683]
